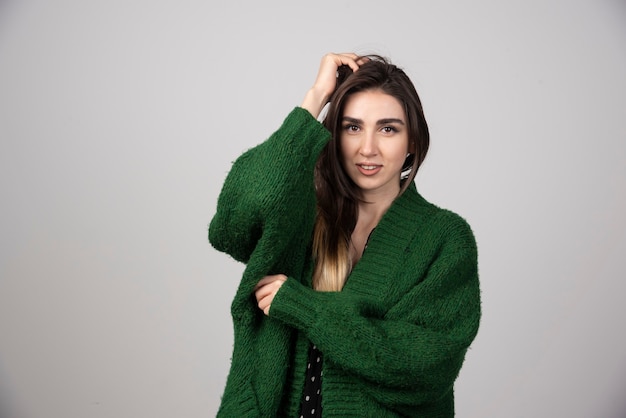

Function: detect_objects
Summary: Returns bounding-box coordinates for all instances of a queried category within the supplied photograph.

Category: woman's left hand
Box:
[254,274,287,316]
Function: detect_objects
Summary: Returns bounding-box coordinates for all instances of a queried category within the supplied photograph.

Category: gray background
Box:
[1,0,625,417]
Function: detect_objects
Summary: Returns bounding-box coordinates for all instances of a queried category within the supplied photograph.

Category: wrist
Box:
[300,87,330,119]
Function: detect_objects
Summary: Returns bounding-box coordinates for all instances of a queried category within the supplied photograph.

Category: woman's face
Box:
[339,89,410,199]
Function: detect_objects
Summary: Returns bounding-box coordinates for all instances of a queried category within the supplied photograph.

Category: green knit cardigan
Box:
[209,107,481,417]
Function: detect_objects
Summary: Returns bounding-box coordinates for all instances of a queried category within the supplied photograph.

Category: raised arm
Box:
[300,52,365,118]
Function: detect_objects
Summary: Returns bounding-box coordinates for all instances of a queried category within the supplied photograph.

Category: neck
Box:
[357,197,394,229]
[358,188,398,226]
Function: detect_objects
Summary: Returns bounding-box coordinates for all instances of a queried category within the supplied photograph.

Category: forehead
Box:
[343,90,405,120]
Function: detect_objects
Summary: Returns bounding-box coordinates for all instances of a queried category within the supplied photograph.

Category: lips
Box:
[356,163,382,175]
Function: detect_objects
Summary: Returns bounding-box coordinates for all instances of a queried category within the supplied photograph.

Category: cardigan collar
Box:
[343,181,436,298]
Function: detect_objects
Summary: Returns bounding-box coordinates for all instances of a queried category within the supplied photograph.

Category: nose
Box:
[359,131,378,157]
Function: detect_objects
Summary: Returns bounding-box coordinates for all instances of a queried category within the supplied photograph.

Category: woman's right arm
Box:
[300,52,363,119]
[209,53,365,264]
[208,108,328,263]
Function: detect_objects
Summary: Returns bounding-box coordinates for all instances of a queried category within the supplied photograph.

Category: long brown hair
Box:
[312,55,430,291]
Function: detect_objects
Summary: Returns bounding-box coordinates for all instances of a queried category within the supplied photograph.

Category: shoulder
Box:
[422,202,478,260]
[403,184,473,229]
[380,184,477,259]
[432,206,474,238]
[403,186,477,251]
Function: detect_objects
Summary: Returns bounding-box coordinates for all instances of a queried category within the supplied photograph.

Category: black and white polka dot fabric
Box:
[299,343,323,417]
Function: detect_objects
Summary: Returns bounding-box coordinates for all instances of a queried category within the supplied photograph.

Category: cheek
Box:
[391,139,410,164]
[394,149,409,167]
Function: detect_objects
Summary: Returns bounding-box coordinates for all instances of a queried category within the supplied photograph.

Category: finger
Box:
[257,293,273,316]
[254,274,281,290]
[254,284,272,302]
[355,55,370,67]
[335,52,359,63]
[257,293,269,310]
[254,277,271,291]
[335,52,368,72]
[330,53,360,72]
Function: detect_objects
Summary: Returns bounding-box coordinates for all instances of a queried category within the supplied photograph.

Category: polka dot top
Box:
[299,228,374,417]
[299,343,323,417]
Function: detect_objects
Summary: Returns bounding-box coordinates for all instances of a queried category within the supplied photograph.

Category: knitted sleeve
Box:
[208,108,331,417]
[269,211,481,410]
[208,107,330,265]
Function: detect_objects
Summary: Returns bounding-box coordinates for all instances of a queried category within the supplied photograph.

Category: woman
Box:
[209,53,481,417]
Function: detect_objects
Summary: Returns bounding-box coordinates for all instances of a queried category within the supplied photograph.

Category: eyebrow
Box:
[342,116,405,125]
